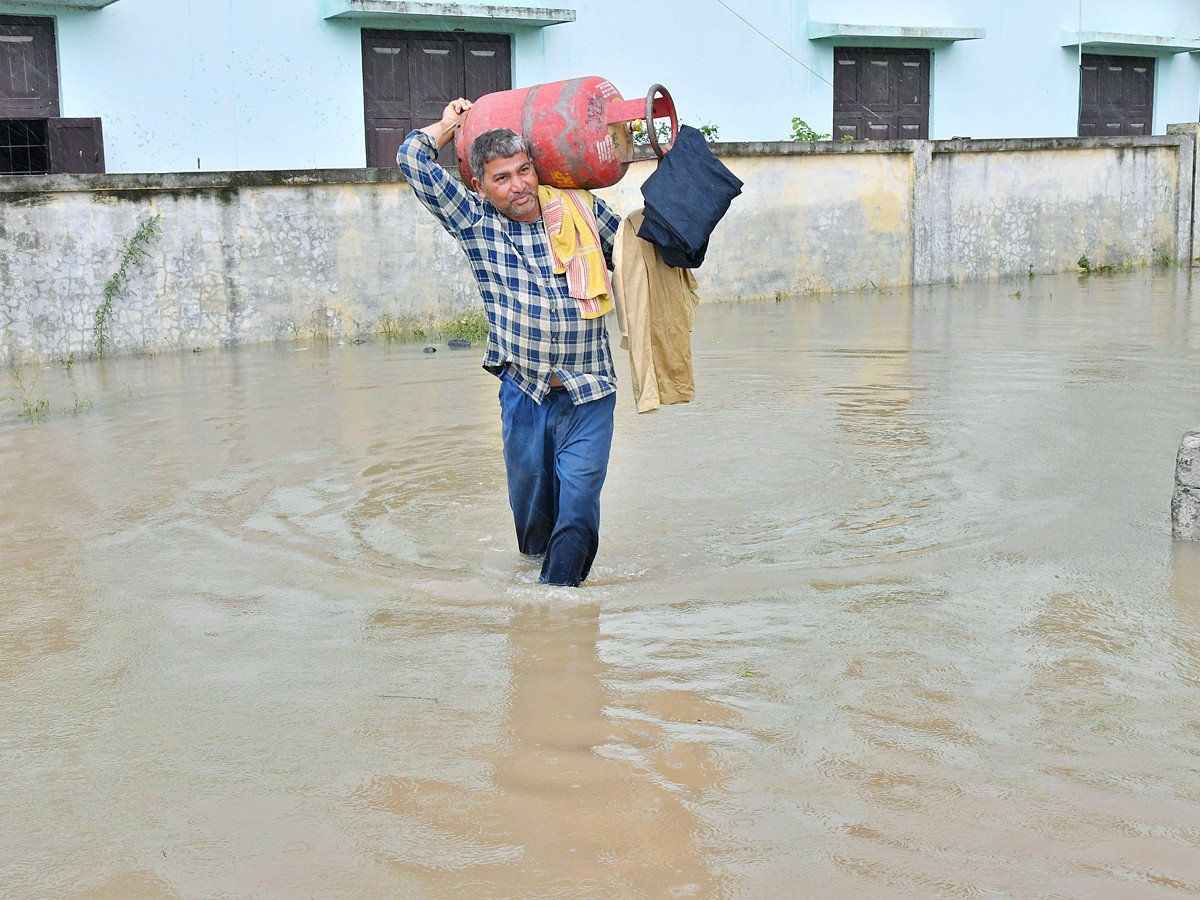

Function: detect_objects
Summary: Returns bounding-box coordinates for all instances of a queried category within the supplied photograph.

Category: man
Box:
[397,98,622,587]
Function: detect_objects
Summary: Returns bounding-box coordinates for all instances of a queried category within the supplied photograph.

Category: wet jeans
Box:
[498,373,616,586]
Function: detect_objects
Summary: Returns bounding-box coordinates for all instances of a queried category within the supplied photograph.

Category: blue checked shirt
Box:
[398,130,622,405]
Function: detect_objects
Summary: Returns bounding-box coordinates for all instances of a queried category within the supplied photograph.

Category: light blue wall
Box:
[1,0,1198,172]
[41,0,369,172]
[526,0,812,141]
[540,0,1200,142]
[920,0,1200,139]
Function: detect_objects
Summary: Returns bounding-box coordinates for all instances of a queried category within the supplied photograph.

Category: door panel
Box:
[1081,60,1099,110]
[866,120,892,140]
[371,120,411,169]
[898,60,924,108]
[410,34,460,122]
[464,40,509,102]
[364,37,410,121]
[861,58,891,107]
[49,116,104,173]
[1128,62,1153,114]
[836,58,858,108]
[898,116,924,139]
[0,15,58,117]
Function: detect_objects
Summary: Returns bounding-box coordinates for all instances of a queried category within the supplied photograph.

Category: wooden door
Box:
[0,15,58,117]
[833,47,929,141]
[49,117,105,173]
[1079,54,1155,137]
[362,30,510,168]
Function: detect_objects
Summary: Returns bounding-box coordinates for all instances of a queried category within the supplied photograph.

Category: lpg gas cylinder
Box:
[455,77,676,190]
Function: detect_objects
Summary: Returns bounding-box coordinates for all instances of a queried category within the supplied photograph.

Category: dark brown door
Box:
[1078,54,1155,137]
[0,15,59,117]
[49,117,104,173]
[362,29,510,168]
[833,47,930,140]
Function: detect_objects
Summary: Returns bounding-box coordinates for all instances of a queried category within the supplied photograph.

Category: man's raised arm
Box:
[398,98,480,235]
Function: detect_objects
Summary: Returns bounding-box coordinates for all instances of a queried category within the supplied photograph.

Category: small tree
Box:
[790,117,829,142]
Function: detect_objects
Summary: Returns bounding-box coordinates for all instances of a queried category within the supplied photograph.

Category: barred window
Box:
[0,119,49,175]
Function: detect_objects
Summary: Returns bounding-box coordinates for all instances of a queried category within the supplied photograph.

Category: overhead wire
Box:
[710,0,889,122]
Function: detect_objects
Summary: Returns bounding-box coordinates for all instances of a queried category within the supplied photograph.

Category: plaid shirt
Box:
[398,130,621,405]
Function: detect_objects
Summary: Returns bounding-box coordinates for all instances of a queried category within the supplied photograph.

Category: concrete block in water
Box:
[1172,429,1200,539]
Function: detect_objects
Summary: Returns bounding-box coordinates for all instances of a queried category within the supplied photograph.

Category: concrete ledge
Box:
[1,133,1191,197]
[321,0,574,28]
[706,134,1188,157]
[929,134,1189,154]
[2,0,121,8]
[0,167,411,198]
[712,140,917,156]
[808,22,985,44]
[1,133,1190,196]
[1062,30,1200,55]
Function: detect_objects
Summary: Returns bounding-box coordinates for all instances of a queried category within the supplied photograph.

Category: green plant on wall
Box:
[631,120,719,145]
[790,117,830,141]
[94,214,163,359]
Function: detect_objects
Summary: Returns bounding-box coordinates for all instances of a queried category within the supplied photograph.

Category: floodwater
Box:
[3,269,1200,898]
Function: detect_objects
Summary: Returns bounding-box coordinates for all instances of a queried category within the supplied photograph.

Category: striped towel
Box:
[539,185,614,319]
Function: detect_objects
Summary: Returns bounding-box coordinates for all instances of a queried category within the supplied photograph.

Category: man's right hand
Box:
[421,98,474,149]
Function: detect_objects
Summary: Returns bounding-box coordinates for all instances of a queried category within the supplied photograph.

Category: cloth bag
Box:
[636,124,744,268]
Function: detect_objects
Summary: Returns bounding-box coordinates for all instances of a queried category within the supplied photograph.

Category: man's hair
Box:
[468,128,532,182]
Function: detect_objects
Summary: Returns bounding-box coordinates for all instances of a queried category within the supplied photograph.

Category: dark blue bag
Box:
[636,125,743,268]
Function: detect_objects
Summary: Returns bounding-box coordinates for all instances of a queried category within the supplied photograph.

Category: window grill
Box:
[0,119,49,174]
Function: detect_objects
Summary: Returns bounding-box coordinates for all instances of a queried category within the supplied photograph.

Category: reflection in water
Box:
[3,270,1200,897]
[359,603,722,896]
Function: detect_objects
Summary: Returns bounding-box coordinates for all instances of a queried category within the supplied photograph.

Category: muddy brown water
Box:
[3,269,1200,898]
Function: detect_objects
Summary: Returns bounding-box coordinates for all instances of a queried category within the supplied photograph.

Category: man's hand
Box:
[421,98,473,149]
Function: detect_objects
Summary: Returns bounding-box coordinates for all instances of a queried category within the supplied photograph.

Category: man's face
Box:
[473,152,541,223]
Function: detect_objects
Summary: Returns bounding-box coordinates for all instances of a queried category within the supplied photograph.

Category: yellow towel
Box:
[538,185,614,319]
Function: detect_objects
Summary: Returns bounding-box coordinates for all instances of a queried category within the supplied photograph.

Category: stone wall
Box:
[2,128,1197,365]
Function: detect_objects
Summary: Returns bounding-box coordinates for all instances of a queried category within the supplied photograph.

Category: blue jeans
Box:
[498,373,616,586]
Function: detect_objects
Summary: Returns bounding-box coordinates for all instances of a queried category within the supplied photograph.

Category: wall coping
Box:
[0,167,411,196]
[716,133,1190,157]
[0,130,1193,195]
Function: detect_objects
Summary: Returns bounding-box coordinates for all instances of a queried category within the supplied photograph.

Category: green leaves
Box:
[790,117,829,142]
[95,214,163,359]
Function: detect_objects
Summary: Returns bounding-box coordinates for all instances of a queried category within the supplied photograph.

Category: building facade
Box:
[1,0,1199,174]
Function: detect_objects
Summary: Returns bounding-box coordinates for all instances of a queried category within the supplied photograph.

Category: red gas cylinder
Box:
[455,76,677,190]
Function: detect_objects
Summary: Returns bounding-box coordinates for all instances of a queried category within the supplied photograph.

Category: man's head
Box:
[468,128,541,223]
